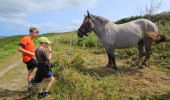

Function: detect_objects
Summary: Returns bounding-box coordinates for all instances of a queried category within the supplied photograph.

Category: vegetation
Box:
[0,35,23,58]
[51,12,170,100]
[0,12,170,99]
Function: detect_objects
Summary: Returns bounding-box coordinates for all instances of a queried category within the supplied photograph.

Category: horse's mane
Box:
[92,15,109,25]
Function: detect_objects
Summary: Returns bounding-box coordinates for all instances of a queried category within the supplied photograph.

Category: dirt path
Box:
[0,64,27,100]
[0,57,34,99]
[0,53,52,100]
[0,59,21,77]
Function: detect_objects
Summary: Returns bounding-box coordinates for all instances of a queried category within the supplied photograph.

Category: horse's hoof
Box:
[139,65,147,69]
[112,65,117,71]
[139,62,148,68]
[106,64,112,67]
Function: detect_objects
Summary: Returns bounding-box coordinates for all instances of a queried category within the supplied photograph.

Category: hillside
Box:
[0,12,170,100]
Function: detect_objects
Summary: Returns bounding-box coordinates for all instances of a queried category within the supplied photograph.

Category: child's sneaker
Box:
[28,83,33,91]
[40,92,49,98]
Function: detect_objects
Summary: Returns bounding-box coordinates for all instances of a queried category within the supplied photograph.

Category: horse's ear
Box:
[87,10,91,18]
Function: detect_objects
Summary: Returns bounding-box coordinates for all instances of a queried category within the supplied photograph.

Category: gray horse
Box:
[77,11,169,70]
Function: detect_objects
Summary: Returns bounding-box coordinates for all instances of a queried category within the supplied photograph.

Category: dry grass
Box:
[0,32,170,100]
[49,33,170,100]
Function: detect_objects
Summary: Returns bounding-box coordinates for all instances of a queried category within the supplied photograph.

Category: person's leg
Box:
[44,76,55,92]
[40,70,55,98]
[26,59,38,88]
[27,69,33,83]
[27,69,33,89]
[40,76,55,98]
[39,79,45,93]
[33,69,44,83]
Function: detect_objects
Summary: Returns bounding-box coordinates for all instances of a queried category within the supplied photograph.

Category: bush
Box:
[76,33,100,48]
[115,12,170,25]
[71,55,84,70]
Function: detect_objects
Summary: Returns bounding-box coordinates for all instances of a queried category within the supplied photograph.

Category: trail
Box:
[0,54,52,99]
[0,57,32,99]
[0,59,21,77]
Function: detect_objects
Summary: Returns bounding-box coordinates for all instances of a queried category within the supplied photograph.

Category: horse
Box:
[77,11,170,70]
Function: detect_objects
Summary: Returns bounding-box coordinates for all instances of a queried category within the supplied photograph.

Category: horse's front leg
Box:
[106,51,113,67]
[106,49,117,70]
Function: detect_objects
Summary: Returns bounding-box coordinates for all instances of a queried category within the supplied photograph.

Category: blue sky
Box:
[0,0,170,36]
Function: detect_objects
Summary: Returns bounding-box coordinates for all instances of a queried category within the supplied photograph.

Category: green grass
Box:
[0,35,23,59]
[1,31,170,100]
[1,12,170,100]
[47,32,170,100]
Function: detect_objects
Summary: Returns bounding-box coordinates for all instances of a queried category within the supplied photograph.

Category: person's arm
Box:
[47,45,52,60]
[18,46,35,56]
[18,37,35,56]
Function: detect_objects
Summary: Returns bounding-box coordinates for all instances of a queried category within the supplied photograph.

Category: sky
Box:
[0,0,170,36]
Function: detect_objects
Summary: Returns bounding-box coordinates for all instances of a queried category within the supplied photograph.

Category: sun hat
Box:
[38,37,52,44]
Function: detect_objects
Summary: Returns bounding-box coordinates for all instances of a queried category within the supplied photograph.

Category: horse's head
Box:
[77,11,94,38]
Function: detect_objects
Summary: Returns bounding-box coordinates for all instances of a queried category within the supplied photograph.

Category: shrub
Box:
[71,55,84,70]
[76,33,100,48]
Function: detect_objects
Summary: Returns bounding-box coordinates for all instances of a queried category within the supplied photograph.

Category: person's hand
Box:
[31,52,35,56]
[47,45,52,52]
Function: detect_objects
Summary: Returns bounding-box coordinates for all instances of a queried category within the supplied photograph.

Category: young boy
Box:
[34,37,55,98]
[18,27,39,90]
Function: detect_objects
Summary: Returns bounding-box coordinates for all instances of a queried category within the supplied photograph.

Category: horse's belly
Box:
[114,36,141,48]
[116,42,138,48]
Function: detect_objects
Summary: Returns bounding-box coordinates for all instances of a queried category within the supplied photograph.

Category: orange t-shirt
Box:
[20,36,34,62]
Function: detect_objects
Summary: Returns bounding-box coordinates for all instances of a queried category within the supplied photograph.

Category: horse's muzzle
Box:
[77,30,83,38]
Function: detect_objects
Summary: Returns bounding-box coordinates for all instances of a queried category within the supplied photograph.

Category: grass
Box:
[1,12,170,99]
[0,53,21,71]
[0,35,23,59]
[46,32,170,100]
[0,32,170,100]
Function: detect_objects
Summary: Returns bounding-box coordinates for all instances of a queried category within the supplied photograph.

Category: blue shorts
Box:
[33,62,53,83]
[44,71,53,78]
[33,70,53,83]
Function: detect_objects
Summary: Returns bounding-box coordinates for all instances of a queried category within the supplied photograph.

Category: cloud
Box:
[26,22,75,33]
[0,0,101,34]
[0,0,100,31]
[33,22,66,33]
[70,19,82,27]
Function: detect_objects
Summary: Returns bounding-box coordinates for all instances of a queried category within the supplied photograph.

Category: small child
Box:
[34,37,55,98]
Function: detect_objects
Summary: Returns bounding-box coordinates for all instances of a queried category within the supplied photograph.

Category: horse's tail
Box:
[147,32,170,44]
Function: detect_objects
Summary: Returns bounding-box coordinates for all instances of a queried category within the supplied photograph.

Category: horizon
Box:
[0,0,170,36]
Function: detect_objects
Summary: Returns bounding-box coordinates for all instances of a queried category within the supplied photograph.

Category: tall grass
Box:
[48,12,170,100]
[0,36,23,58]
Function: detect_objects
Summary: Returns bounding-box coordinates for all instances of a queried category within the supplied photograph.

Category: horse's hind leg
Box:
[141,37,153,68]
[133,39,145,66]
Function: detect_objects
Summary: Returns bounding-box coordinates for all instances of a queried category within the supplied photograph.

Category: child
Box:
[34,37,55,98]
[18,27,38,90]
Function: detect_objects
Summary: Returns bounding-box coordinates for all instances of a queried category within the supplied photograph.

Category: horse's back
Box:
[112,19,158,48]
[133,19,158,33]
